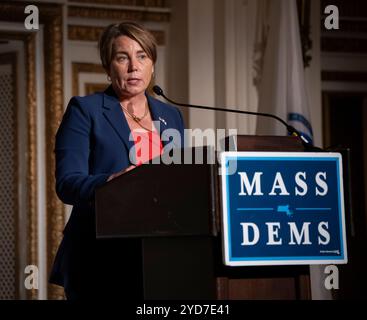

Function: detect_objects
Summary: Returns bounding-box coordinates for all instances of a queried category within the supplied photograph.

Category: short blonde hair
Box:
[99,21,157,72]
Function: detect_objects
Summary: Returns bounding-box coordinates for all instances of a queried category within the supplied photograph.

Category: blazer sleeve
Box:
[55,97,110,206]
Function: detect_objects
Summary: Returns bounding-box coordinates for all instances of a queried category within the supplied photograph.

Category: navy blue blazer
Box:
[49,86,185,289]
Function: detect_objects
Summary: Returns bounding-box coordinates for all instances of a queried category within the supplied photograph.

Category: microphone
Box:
[153,85,321,151]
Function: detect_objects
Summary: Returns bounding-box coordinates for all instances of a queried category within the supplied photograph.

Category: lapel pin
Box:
[159,117,167,126]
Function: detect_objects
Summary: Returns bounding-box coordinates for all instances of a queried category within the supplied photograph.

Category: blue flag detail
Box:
[288,112,314,144]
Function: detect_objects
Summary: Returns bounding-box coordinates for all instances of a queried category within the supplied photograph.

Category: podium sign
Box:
[220,152,348,266]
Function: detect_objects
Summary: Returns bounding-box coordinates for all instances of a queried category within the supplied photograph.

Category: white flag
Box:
[255,0,313,144]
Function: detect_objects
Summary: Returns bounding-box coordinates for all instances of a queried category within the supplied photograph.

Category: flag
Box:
[255,0,313,144]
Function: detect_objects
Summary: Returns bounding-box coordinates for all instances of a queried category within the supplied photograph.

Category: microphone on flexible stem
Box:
[152,85,322,152]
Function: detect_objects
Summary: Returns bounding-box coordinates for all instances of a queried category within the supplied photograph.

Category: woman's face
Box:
[109,35,154,99]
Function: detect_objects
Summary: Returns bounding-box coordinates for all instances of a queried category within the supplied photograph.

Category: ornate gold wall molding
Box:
[68,0,168,7]
[41,8,65,301]
[68,25,166,45]
[72,62,106,97]
[68,6,170,22]
[25,33,38,301]
[85,83,110,95]
[68,25,105,42]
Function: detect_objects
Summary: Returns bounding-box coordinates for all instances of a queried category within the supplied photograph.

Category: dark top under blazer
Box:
[49,85,185,290]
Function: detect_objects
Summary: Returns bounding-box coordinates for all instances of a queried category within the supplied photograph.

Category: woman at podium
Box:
[49,21,185,300]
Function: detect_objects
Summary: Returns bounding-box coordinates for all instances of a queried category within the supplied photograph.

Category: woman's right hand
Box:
[107,165,136,182]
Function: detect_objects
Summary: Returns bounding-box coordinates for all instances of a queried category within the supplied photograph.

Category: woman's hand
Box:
[107,165,136,182]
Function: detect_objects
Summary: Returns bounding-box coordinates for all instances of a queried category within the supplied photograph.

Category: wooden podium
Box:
[95,136,311,299]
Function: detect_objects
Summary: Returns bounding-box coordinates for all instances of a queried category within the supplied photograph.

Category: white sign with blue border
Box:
[220,152,348,266]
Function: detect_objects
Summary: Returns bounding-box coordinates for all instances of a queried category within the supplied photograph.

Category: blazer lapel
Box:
[102,87,177,152]
[102,86,134,153]
[146,94,171,147]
